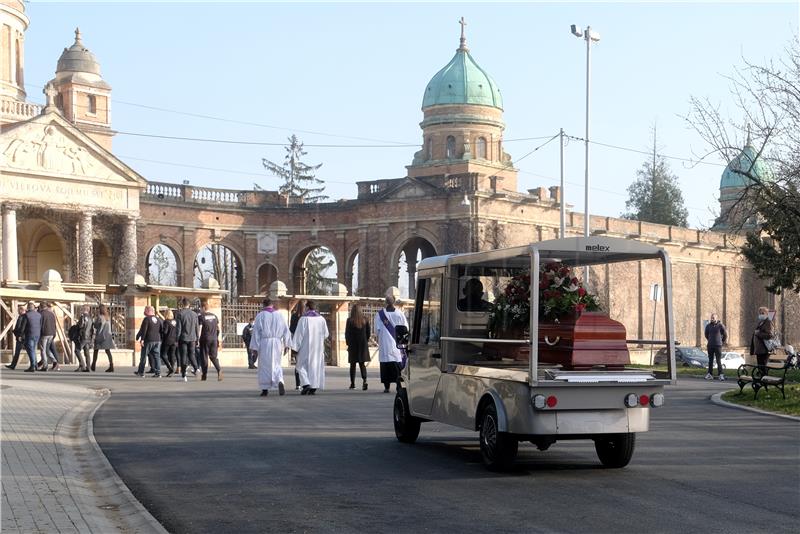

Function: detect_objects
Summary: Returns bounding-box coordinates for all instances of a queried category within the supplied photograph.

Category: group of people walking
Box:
[6,301,115,373]
[134,298,224,382]
[247,294,408,397]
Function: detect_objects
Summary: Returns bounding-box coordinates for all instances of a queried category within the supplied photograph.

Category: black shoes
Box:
[363,382,368,391]
[24,368,34,373]
[260,389,269,397]
[349,383,355,390]
[278,382,285,396]
[5,364,15,370]
[248,365,257,369]
[308,389,317,395]
[300,385,310,395]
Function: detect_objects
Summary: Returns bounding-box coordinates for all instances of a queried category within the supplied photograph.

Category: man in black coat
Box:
[704,313,728,381]
[5,304,28,369]
[242,318,255,369]
[175,297,200,381]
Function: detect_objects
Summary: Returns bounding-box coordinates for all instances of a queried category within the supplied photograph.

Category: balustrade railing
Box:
[1,97,43,121]
[190,187,242,203]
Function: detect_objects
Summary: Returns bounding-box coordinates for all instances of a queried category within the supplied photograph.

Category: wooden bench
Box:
[736,353,796,400]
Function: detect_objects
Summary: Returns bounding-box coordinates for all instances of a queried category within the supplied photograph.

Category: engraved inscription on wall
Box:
[0,176,128,210]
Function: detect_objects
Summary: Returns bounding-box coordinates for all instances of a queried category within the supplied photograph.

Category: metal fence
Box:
[220,302,262,348]
[77,297,127,349]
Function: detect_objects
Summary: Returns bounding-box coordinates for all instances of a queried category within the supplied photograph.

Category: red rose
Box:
[571,277,579,285]
[560,267,570,276]
[578,287,586,297]
[575,303,586,312]
[539,279,549,290]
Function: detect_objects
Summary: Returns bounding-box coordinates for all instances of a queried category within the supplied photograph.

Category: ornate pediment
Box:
[0,110,145,213]
[381,179,443,201]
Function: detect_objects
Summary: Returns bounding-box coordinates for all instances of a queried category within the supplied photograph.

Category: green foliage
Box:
[741,180,800,294]
[304,247,336,295]
[722,383,800,416]
[263,135,327,204]
[623,128,689,226]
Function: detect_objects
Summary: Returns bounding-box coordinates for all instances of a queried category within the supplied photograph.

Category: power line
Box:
[565,134,725,168]
[512,133,560,164]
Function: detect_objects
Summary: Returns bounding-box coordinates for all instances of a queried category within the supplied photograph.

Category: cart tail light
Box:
[624,393,638,407]
[546,395,558,408]
[639,394,650,406]
[650,393,664,407]
[532,394,546,409]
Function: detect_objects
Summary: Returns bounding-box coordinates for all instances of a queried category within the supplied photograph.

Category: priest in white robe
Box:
[375,294,409,393]
[293,300,329,395]
[250,298,292,397]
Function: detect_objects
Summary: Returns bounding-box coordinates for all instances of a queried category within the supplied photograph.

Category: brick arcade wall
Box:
[136,181,777,352]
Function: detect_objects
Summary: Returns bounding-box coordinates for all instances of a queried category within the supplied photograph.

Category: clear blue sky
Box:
[22,1,798,228]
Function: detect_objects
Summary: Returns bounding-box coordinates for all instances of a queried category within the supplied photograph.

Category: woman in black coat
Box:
[345,304,371,390]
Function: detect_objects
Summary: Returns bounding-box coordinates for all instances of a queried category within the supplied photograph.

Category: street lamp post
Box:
[571,24,600,287]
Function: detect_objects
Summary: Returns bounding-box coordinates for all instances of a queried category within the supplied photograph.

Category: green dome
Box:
[720,144,773,189]
[422,44,503,110]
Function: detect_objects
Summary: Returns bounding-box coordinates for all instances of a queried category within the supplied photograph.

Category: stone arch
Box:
[256,262,278,295]
[141,235,184,285]
[146,243,180,286]
[345,246,360,296]
[290,244,339,295]
[93,238,114,285]
[21,220,68,282]
[194,242,243,302]
[391,233,438,299]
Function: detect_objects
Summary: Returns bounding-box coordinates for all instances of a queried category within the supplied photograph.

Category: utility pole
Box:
[559,128,566,237]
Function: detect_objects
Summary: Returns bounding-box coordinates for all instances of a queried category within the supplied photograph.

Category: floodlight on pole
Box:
[571,24,600,289]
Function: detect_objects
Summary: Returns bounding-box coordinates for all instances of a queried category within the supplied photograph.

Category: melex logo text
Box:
[585,245,610,252]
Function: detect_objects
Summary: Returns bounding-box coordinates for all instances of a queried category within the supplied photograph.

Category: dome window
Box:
[427,137,433,160]
[477,137,487,159]
[446,136,456,159]
[87,94,97,114]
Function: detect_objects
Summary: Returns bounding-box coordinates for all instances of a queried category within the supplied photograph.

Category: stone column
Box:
[119,216,138,285]
[77,211,94,284]
[2,204,19,281]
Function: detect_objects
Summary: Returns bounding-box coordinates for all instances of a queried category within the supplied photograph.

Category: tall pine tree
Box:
[623,127,689,227]
[262,135,327,205]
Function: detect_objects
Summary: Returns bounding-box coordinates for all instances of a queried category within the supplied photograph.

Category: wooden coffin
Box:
[538,311,630,370]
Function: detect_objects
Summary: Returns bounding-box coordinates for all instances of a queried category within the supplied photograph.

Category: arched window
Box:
[87,94,97,114]
[426,137,433,160]
[446,136,456,159]
[477,137,487,159]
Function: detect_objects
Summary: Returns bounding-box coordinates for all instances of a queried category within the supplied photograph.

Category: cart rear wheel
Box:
[393,390,421,443]
[594,432,635,468]
[479,403,518,471]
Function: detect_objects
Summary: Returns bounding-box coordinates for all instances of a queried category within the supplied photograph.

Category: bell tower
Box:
[49,28,114,150]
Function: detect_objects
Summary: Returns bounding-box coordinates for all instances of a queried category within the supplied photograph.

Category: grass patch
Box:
[722,385,800,416]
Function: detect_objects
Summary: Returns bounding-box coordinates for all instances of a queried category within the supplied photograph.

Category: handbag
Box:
[764,334,781,353]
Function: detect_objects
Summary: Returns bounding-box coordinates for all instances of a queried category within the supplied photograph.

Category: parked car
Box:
[654,347,709,367]
[721,352,746,370]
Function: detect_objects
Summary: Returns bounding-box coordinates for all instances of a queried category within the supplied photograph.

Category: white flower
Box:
[566,283,579,292]
[553,276,564,286]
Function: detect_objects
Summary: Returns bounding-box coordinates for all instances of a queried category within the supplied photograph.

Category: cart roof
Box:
[417,236,666,271]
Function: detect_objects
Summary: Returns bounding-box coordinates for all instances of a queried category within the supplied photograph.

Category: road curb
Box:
[710,391,800,421]
[85,388,170,534]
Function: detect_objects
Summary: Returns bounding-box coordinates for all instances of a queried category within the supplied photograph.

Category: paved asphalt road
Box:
[12,368,800,533]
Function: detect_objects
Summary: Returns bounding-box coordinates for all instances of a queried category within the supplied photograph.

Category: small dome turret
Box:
[56,28,102,76]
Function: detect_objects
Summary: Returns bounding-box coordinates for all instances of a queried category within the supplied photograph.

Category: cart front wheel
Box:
[393,390,421,443]
[594,432,636,468]
[479,403,518,471]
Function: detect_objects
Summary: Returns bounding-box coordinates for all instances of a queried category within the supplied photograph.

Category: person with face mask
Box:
[704,313,728,381]
[750,306,775,373]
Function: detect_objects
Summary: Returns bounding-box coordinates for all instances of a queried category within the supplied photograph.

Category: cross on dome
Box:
[459,16,468,51]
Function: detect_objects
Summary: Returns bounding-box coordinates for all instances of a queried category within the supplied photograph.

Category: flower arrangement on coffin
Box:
[539,262,600,322]
[489,263,599,339]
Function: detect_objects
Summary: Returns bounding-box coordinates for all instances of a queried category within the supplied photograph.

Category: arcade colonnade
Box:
[1,202,138,285]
